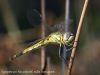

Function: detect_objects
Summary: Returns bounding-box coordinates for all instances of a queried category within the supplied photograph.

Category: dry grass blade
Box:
[0,0,22,43]
[67,0,89,75]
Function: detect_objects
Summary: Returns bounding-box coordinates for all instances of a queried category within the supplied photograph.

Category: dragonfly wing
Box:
[27,9,41,26]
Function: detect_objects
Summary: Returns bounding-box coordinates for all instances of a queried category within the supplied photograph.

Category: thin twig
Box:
[41,0,46,73]
[65,0,70,32]
[67,0,89,75]
[61,0,70,74]
[47,57,50,75]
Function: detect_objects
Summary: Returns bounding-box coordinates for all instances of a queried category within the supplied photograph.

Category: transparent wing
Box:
[27,9,41,26]
[50,21,73,32]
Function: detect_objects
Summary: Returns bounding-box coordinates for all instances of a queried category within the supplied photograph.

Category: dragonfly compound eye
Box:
[64,32,74,43]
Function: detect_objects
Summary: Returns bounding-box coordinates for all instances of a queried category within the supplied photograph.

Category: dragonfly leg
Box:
[64,43,73,52]
[59,44,62,58]
[66,47,72,52]
[67,43,73,46]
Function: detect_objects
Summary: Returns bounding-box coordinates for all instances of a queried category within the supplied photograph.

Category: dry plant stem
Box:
[67,0,89,75]
[41,0,46,71]
[47,57,50,75]
[61,0,69,75]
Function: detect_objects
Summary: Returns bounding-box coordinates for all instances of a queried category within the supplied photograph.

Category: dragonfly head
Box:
[64,32,74,44]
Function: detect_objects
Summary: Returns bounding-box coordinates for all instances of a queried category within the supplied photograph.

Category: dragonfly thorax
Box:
[46,32,74,45]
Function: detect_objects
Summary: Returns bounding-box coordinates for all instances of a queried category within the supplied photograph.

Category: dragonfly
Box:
[10,31,74,61]
[10,9,74,63]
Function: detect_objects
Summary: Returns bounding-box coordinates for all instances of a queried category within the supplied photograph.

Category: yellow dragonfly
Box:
[10,31,74,61]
